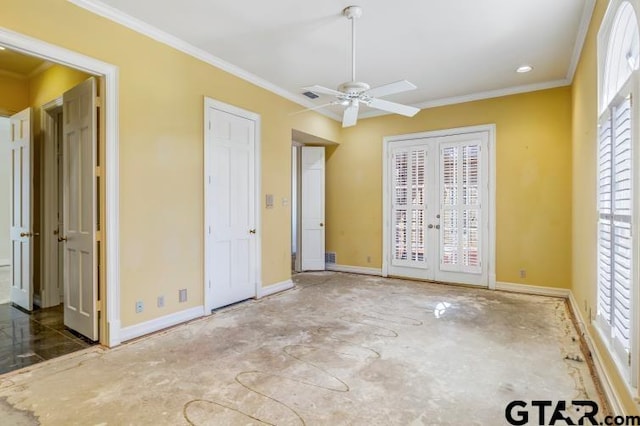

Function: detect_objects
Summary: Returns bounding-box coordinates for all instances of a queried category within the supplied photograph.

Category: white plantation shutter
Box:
[392,147,428,267]
[440,142,482,273]
[597,93,633,368]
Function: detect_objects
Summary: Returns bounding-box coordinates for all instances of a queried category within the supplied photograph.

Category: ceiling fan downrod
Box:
[343,5,363,83]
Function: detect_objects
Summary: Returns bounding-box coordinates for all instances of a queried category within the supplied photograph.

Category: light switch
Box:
[266,194,274,208]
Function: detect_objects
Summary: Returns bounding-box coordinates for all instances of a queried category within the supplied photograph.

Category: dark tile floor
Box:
[0,303,94,374]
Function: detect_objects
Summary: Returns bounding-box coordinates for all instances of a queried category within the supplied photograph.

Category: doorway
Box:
[291,144,326,272]
[0,26,120,349]
[382,125,496,287]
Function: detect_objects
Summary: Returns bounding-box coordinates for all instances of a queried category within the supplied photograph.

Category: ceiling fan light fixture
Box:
[516,65,533,73]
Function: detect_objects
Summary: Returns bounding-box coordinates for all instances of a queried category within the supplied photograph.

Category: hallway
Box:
[0,303,93,374]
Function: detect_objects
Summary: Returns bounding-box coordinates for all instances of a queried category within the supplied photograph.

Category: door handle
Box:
[58,236,67,242]
[320,223,324,227]
[19,232,39,237]
[249,229,256,234]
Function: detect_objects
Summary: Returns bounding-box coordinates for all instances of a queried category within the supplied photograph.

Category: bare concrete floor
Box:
[0,272,603,425]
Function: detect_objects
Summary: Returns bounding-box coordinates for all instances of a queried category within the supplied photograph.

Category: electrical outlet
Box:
[519,269,526,278]
[135,300,144,313]
[157,296,164,308]
[179,289,187,303]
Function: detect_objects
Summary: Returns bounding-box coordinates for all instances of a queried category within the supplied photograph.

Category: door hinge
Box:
[96,96,103,108]
[629,352,632,366]
[96,299,103,312]
[96,230,103,242]
[208,280,211,289]
[95,166,102,177]
[208,121,211,130]
[208,226,211,234]
[208,175,211,184]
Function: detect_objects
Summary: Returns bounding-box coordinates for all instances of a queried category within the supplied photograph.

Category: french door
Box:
[385,130,489,286]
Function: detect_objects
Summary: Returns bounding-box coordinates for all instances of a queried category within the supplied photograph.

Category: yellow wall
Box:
[0,0,341,328]
[331,88,573,288]
[0,73,29,116]
[572,0,639,415]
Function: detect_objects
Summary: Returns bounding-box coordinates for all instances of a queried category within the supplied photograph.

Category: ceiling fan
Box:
[303,5,420,127]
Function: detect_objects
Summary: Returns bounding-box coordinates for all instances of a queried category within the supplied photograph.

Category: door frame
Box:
[382,124,497,289]
[203,97,262,313]
[0,27,121,346]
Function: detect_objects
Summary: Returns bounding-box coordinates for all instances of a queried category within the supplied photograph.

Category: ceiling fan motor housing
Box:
[338,81,370,97]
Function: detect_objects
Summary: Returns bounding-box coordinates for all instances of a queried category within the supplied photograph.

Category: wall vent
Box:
[325,252,337,264]
[302,91,319,99]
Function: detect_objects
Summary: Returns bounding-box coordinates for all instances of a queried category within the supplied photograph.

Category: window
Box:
[597,0,639,387]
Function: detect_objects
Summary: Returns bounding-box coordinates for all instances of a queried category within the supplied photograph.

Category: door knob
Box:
[58,236,67,242]
[320,223,324,227]
[249,229,256,234]
[435,224,440,230]
[428,224,434,229]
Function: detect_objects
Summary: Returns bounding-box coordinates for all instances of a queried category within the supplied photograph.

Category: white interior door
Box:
[386,131,489,286]
[301,146,325,271]
[208,106,257,310]
[62,78,97,341]
[9,108,33,311]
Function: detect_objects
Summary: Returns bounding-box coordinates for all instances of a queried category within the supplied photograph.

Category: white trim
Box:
[27,61,54,79]
[0,27,121,347]
[70,0,585,122]
[0,259,9,267]
[495,281,570,298]
[68,0,340,122]
[382,124,496,289]
[0,69,27,80]
[326,264,383,276]
[203,97,262,314]
[566,0,597,82]
[567,293,626,415]
[257,279,294,298]
[119,306,205,342]
[361,80,570,119]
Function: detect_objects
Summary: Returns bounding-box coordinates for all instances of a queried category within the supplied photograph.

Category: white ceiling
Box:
[74,0,594,120]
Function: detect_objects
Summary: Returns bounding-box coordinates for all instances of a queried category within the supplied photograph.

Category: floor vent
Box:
[325,252,337,264]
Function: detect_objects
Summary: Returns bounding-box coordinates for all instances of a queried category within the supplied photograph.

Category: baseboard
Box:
[119,306,205,343]
[0,258,9,267]
[495,281,570,298]
[326,264,383,276]
[258,279,294,298]
[567,293,625,415]
[0,298,8,304]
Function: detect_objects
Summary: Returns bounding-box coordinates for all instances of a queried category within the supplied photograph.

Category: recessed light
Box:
[516,65,533,73]
[0,46,6,51]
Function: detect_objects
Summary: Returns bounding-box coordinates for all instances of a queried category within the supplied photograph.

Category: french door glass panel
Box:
[388,132,488,286]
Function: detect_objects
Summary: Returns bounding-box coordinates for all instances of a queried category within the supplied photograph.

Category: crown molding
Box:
[0,68,26,80]
[70,0,584,123]
[67,0,341,122]
[359,79,571,119]
[566,0,596,82]
[27,60,54,79]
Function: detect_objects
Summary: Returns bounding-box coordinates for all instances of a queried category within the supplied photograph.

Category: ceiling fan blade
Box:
[342,102,359,127]
[303,85,344,97]
[365,80,417,99]
[289,102,339,116]
[368,98,420,117]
